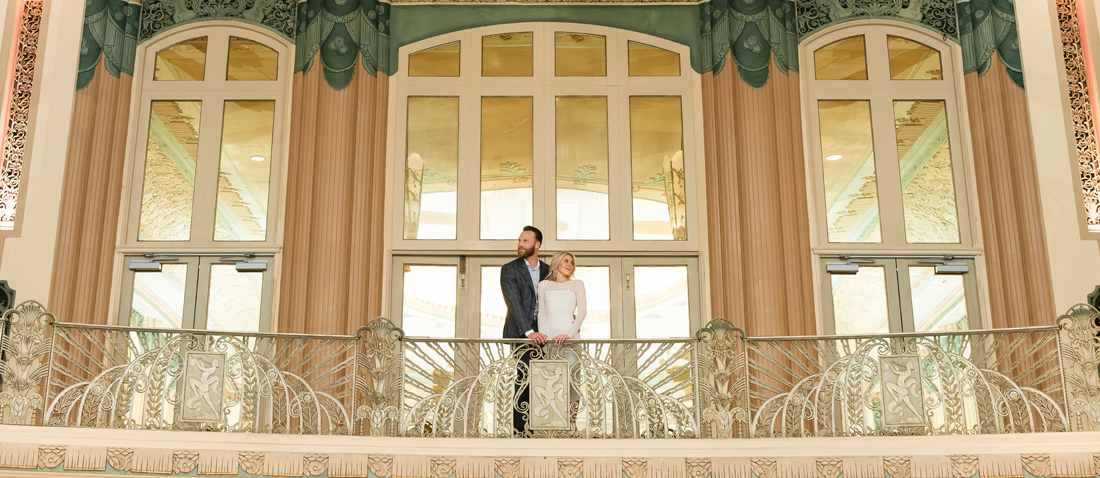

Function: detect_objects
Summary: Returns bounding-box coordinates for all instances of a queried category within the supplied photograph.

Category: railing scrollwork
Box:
[0,300,1097,440]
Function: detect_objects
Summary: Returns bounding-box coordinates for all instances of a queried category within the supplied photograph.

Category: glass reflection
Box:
[555,32,606,76]
[894,100,959,243]
[909,267,968,332]
[139,101,200,241]
[556,97,609,240]
[409,42,461,77]
[888,36,943,80]
[226,36,278,81]
[628,41,680,76]
[574,266,611,338]
[154,37,207,81]
[130,264,187,328]
[819,100,881,243]
[215,101,274,241]
[483,32,533,77]
[629,97,686,241]
[831,267,889,335]
[634,266,689,338]
[405,97,459,240]
[481,97,534,240]
[206,264,262,332]
[480,266,506,339]
[402,265,457,337]
[814,36,867,80]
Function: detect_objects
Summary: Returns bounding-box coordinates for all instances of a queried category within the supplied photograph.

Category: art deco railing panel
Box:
[3,300,1100,438]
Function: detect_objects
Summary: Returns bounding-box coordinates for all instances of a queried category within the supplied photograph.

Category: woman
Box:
[536,251,587,405]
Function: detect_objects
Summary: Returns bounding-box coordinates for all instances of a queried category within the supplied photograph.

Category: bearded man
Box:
[500,225,549,436]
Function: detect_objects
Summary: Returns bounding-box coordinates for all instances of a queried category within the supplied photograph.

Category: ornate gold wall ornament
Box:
[0,0,42,231]
[239,452,265,476]
[432,456,458,478]
[816,458,844,478]
[369,455,395,478]
[106,447,134,472]
[0,300,53,426]
[1021,455,1051,478]
[131,448,172,475]
[64,446,106,471]
[173,450,199,474]
[495,457,521,478]
[37,445,65,469]
[622,458,648,478]
[304,454,330,477]
[949,455,979,478]
[1057,0,1100,231]
[198,450,238,475]
[686,458,712,478]
[884,457,913,478]
[0,442,36,469]
[1057,305,1100,430]
[751,458,778,478]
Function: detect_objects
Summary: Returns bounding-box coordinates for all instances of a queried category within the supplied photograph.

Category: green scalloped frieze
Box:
[958,0,1023,89]
[698,0,799,89]
[295,0,391,90]
[795,0,960,43]
[77,0,140,91]
[139,0,297,42]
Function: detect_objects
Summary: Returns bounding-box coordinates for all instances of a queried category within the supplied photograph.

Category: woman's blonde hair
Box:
[545,251,576,282]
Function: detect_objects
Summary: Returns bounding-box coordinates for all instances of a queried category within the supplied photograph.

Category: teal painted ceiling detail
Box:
[796,0,959,43]
[958,0,1023,89]
[295,0,391,89]
[698,0,799,89]
[139,0,297,42]
[77,0,140,91]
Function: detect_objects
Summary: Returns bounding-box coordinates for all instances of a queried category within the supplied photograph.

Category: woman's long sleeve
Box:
[537,281,547,331]
[566,280,587,338]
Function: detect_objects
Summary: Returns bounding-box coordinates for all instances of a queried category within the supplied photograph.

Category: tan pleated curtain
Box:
[275,54,389,335]
[49,60,134,325]
[965,56,1055,328]
[700,56,817,337]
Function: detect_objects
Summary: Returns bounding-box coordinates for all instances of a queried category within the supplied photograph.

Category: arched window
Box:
[391,24,703,339]
[116,26,290,332]
[804,25,982,334]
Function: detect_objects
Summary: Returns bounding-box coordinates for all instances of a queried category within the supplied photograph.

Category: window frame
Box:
[391,23,700,253]
[801,22,988,333]
[114,23,293,331]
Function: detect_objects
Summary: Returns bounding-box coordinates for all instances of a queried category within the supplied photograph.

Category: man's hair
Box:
[523,225,542,244]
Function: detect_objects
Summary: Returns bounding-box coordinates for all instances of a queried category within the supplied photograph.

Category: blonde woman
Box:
[537,251,587,408]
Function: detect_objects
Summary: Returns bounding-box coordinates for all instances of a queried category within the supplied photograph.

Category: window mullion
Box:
[190,96,225,245]
[869,94,907,247]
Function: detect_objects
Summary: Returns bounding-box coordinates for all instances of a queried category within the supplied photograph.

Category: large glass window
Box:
[806,25,981,334]
[119,29,287,332]
[393,24,700,338]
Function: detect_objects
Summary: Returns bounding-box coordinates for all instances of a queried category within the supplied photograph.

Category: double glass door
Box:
[392,255,700,339]
[822,257,980,335]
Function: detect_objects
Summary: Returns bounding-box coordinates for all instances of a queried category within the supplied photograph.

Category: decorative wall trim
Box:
[138,0,297,43]
[959,0,1023,88]
[1057,0,1100,231]
[76,0,139,90]
[294,0,391,88]
[0,445,1093,478]
[0,0,41,231]
[796,0,958,43]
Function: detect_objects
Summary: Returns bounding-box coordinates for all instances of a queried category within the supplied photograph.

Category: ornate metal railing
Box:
[2,300,1100,438]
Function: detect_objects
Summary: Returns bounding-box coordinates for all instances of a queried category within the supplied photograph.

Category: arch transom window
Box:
[805,25,981,335]
[391,24,701,339]
[117,28,289,332]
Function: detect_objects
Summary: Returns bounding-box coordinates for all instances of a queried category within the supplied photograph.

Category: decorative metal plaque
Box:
[879,354,926,427]
[529,359,569,430]
[180,352,226,423]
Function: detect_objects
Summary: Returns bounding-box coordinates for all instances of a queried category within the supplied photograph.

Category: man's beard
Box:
[517,245,535,259]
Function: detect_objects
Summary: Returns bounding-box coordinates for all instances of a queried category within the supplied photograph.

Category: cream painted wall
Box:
[0,0,82,303]
[1017,0,1100,315]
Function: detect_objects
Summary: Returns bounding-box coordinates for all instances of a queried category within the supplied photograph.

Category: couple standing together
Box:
[500,226,587,434]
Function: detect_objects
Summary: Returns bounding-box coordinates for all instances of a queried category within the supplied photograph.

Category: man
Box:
[500,226,549,436]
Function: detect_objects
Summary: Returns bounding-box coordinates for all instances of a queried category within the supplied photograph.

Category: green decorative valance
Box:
[294,0,391,90]
[77,0,139,91]
[138,0,297,42]
[958,0,1023,88]
[795,0,959,43]
[699,0,799,89]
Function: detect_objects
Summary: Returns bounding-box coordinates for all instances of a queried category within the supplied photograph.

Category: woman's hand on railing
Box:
[553,334,570,345]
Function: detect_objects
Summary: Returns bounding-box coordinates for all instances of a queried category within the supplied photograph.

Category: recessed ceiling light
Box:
[825,154,843,161]
[250,155,265,162]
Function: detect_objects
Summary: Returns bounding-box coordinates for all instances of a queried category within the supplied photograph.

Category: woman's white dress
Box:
[536,279,587,401]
